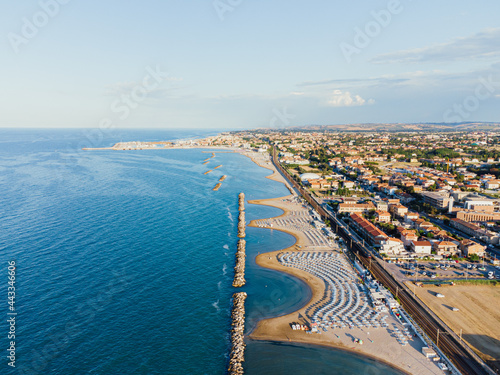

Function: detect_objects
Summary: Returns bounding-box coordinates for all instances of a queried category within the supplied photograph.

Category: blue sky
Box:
[1,0,500,129]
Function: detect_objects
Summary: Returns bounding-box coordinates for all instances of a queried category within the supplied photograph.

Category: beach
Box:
[244,150,445,375]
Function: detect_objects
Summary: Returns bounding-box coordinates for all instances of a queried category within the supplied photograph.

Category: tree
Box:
[469,254,480,262]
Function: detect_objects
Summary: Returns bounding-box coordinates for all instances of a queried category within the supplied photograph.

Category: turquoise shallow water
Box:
[0,129,403,374]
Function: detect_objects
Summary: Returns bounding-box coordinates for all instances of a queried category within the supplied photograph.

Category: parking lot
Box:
[384,260,500,283]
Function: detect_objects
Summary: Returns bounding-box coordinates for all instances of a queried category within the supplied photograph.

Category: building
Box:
[400,230,419,247]
[344,181,356,189]
[411,240,432,255]
[464,197,495,211]
[421,192,452,210]
[459,240,486,257]
[375,210,391,223]
[375,200,389,212]
[456,211,500,222]
[300,173,321,182]
[451,218,500,244]
[389,204,408,217]
[433,241,459,257]
[452,190,471,201]
[404,212,419,223]
[338,202,376,214]
[485,180,500,190]
[422,347,438,359]
[349,213,388,247]
[380,238,405,256]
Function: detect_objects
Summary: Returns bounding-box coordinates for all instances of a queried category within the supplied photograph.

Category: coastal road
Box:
[270,147,492,375]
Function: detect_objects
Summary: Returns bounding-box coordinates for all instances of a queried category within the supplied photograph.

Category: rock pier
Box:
[228,292,247,374]
[237,193,245,238]
[232,239,246,287]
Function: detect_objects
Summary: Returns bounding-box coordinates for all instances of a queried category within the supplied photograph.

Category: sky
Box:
[1,0,500,129]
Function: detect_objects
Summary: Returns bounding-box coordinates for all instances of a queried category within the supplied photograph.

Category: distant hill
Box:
[273,122,500,132]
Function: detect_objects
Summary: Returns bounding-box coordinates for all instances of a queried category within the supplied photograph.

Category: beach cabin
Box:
[422,347,437,359]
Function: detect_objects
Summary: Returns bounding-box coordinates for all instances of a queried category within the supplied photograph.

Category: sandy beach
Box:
[244,151,445,375]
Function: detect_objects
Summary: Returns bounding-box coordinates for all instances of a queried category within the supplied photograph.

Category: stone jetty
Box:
[228,292,247,374]
[237,193,246,238]
[232,239,246,287]
[237,211,245,238]
[238,192,245,212]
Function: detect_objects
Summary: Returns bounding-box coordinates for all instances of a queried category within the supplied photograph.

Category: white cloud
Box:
[326,90,374,107]
[371,28,500,64]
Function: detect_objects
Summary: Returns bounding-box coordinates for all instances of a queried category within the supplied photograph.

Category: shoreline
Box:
[246,338,411,375]
[246,198,409,375]
[244,151,433,375]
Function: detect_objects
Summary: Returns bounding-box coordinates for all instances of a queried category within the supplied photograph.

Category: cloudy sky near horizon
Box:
[1,0,500,129]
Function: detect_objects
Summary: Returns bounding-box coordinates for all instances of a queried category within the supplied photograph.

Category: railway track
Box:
[270,146,491,375]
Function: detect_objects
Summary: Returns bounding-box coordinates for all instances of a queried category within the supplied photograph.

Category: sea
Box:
[0,129,404,374]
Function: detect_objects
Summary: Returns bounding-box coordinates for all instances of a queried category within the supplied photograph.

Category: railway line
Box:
[270,146,491,375]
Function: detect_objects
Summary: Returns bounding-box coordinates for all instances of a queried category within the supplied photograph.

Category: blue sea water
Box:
[0,129,404,374]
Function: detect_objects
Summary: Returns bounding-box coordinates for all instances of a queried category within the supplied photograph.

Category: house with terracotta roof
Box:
[404,212,419,223]
[485,180,500,190]
[389,204,408,218]
[375,210,391,223]
[432,241,459,257]
[400,230,419,247]
[349,213,388,247]
[459,240,486,257]
[381,237,405,256]
[411,240,432,255]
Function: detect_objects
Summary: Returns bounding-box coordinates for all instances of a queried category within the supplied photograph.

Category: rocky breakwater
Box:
[232,239,246,287]
[237,193,245,238]
[237,211,246,238]
[238,192,245,212]
[228,292,247,374]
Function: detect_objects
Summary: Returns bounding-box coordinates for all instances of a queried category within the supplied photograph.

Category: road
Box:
[270,147,492,375]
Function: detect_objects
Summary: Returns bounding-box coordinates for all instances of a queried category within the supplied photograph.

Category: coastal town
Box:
[94,128,500,374]
[108,129,500,261]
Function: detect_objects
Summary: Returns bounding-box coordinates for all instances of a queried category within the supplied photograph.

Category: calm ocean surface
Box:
[0,129,403,374]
